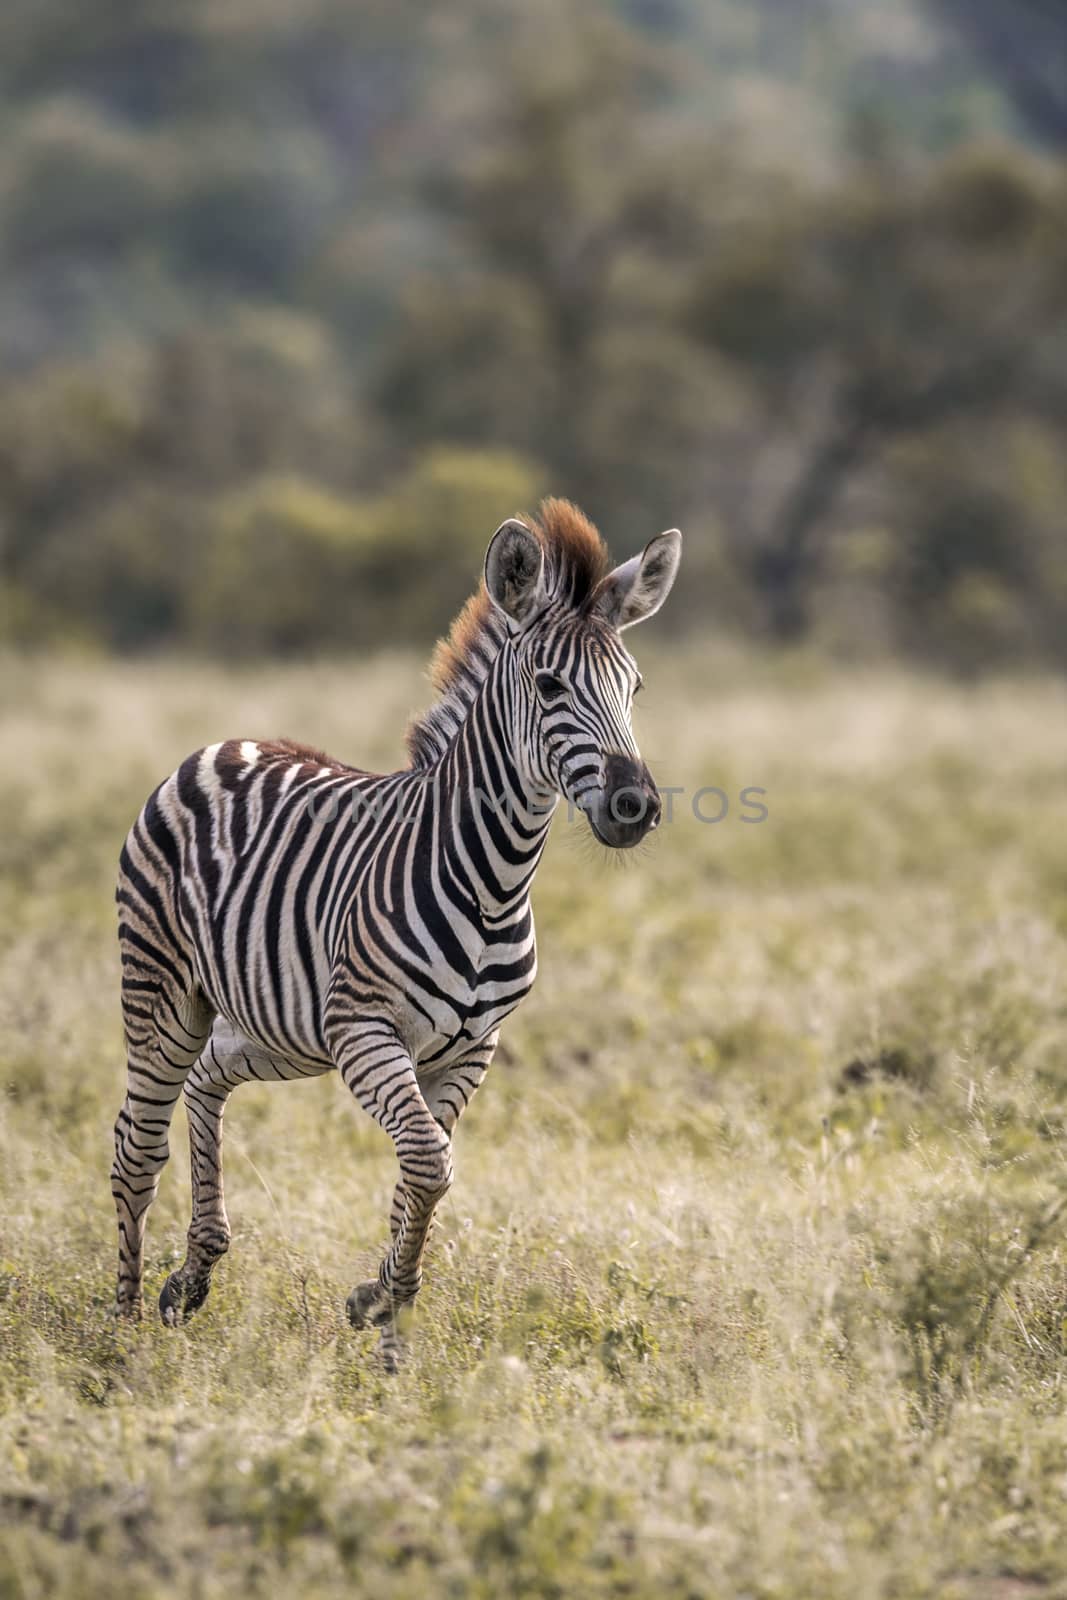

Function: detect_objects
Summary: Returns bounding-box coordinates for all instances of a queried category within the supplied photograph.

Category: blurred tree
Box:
[690,145,1067,643]
[926,0,1067,147]
[375,3,715,524]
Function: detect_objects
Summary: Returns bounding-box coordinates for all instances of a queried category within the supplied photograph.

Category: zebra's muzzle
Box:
[586,754,661,849]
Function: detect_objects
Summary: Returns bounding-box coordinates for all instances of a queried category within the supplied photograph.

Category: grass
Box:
[1,648,1067,1599]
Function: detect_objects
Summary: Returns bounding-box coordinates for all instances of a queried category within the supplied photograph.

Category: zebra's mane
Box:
[405,498,612,769]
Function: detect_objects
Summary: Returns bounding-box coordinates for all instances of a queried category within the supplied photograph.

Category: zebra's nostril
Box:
[614,790,644,822]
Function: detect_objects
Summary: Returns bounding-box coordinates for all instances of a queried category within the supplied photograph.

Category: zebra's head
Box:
[484,513,681,848]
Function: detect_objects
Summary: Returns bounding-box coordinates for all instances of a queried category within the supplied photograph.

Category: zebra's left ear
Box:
[485,519,548,626]
[592,528,682,631]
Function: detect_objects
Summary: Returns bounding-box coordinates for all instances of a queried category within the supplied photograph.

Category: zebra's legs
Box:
[111,986,215,1319]
[374,1046,495,1369]
[328,1021,455,1336]
[386,1041,497,1242]
[159,1023,330,1326]
[328,1020,497,1366]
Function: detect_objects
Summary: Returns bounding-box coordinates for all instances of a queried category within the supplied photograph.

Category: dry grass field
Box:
[2,650,1066,1599]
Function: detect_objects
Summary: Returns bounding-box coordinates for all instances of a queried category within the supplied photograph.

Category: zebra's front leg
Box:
[385,1041,496,1241]
[359,1039,495,1368]
[330,1020,461,1353]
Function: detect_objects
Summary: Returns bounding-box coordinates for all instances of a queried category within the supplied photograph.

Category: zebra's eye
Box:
[535,671,567,704]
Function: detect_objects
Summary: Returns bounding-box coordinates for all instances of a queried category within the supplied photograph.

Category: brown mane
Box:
[405,498,612,768]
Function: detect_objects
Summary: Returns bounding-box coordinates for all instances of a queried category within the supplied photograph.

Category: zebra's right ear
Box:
[484,519,547,626]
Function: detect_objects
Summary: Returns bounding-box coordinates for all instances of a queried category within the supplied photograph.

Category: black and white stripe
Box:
[111,501,680,1363]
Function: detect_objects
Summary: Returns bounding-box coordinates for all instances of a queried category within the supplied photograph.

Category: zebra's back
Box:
[117,737,394,1065]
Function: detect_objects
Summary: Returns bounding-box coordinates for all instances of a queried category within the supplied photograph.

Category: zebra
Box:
[112,499,681,1364]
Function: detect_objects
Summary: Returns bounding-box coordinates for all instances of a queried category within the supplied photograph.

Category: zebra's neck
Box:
[437,639,558,914]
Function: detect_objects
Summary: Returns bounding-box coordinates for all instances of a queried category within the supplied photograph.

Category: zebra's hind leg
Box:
[160,1022,330,1326]
[112,986,216,1320]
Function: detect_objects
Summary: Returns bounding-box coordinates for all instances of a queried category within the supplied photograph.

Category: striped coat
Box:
[112,499,680,1365]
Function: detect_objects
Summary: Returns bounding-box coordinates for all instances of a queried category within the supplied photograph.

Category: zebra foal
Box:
[112,499,680,1363]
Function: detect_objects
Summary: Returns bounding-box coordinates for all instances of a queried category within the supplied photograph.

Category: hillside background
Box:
[2,0,1066,671]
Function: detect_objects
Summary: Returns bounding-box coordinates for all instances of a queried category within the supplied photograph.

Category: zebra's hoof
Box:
[159,1272,210,1327]
[346,1280,392,1330]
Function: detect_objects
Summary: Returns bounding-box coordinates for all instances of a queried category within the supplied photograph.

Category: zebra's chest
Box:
[402,913,539,1068]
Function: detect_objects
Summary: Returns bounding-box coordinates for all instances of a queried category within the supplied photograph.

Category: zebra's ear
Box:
[592,528,682,631]
[484,519,547,625]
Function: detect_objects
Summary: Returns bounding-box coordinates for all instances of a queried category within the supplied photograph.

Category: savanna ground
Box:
[1,649,1066,1599]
